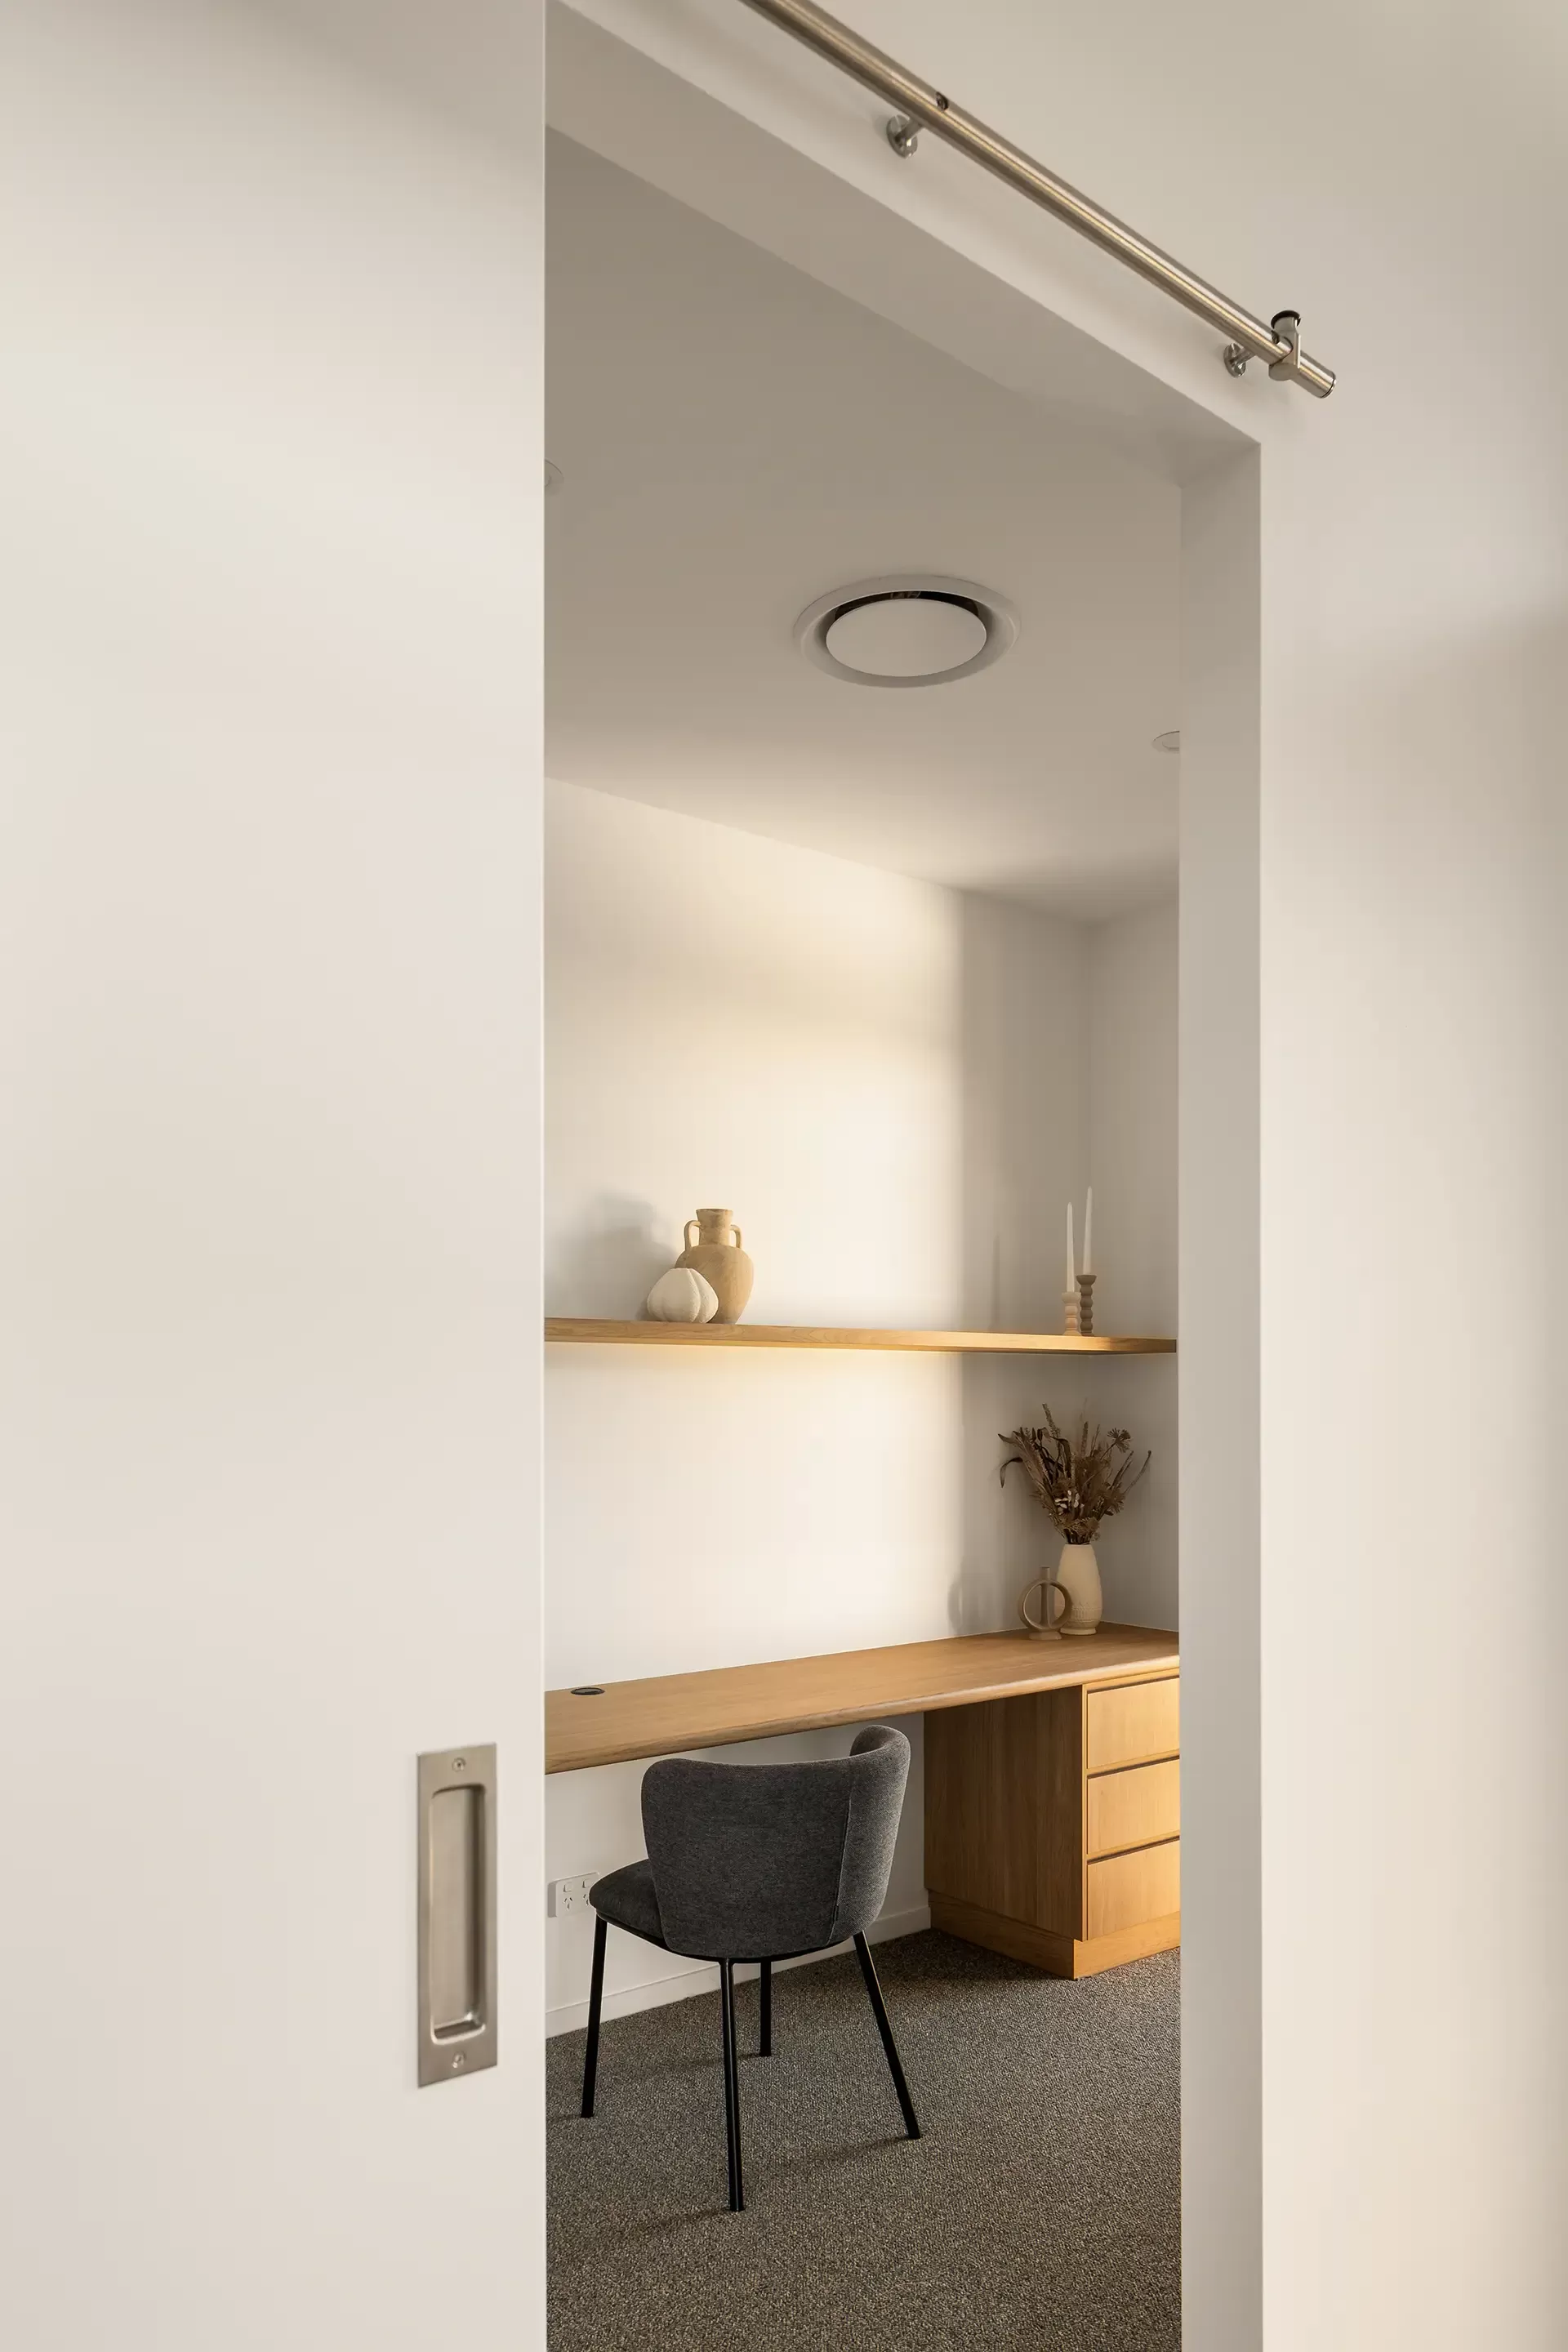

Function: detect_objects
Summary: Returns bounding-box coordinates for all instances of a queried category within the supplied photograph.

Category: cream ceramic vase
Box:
[1053,1539,1102,1637]
[675,1208,755,1324]
[644,1266,719,1323]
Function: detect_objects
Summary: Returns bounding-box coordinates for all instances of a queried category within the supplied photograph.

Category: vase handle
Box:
[1019,1577,1068,1636]
[731,1225,742,1250]
[684,1220,699,1250]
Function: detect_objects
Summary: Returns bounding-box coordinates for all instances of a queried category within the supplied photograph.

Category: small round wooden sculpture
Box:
[1018,1575,1068,1642]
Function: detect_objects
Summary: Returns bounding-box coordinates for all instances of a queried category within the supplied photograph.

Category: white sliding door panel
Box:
[0,6,546,2345]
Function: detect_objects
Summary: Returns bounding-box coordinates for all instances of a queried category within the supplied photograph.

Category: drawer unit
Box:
[1086,1757,1181,1858]
[1085,1674,1179,1772]
[1086,1838,1181,1939]
[926,1661,1182,1980]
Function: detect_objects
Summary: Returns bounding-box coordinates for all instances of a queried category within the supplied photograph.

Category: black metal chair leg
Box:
[853,1932,921,2140]
[581,1915,607,2118]
[760,1959,773,2057]
[719,1959,746,2210]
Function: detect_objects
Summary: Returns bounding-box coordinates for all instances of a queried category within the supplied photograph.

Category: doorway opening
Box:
[540,45,1260,2350]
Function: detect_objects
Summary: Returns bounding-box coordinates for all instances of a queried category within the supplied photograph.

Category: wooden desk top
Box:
[546,1625,1178,1774]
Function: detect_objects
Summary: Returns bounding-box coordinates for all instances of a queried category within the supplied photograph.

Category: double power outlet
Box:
[547,1872,597,1920]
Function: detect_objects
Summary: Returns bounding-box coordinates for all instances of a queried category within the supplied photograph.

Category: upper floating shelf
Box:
[546,1319,1174,1355]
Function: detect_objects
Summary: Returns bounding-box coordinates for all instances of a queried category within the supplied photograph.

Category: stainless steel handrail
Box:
[737,0,1335,398]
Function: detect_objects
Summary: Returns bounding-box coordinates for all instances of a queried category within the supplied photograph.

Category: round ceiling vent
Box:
[795,574,1018,688]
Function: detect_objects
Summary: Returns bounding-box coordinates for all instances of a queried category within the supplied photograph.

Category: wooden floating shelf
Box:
[546,1318,1174,1355]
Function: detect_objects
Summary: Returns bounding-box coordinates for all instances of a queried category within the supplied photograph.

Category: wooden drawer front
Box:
[1085,1838,1180,1938]
[1085,1676,1179,1772]
[1086,1759,1180,1859]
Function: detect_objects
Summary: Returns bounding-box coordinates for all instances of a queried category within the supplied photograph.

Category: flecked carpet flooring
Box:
[546,1929,1179,2350]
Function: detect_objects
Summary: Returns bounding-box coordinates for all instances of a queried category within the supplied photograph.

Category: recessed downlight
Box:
[826,594,987,679]
[1152,729,1180,754]
[795,575,1018,687]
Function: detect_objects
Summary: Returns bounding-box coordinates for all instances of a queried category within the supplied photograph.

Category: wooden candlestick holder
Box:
[1076,1272,1096,1335]
[1062,1287,1081,1336]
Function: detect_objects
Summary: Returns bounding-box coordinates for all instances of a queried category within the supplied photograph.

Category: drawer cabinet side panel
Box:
[924,1690,1084,1936]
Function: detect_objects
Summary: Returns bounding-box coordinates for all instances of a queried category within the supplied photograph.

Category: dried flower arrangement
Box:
[1000,1404,1150,1544]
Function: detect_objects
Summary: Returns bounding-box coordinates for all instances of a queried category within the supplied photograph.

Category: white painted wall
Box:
[1180,452,1263,2345]
[544,780,1176,2026]
[547,2,1568,2345]
[1085,902,1179,1633]
[1089,902,1179,1344]
[545,780,964,2025]
[958,894,1178,1639]
[1,7,545,2346]
[545,780,967,1334]
[964,897,1181,1642]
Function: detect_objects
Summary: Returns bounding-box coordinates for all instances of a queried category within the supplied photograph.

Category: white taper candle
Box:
[1082,1187,1094,1277]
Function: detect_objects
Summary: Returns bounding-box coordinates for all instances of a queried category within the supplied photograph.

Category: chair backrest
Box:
[640,1724,910,1962]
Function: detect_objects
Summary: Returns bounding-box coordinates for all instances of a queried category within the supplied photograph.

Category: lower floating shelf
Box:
[545,1319,1174,1354]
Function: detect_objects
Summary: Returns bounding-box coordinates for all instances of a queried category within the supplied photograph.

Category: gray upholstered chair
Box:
[580,1724,921,2212]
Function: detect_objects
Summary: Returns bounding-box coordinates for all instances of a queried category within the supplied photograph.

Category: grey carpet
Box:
[546,1929,1179,2350]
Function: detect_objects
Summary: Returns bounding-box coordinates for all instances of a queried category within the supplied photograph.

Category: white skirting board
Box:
[544,1902,932,2038]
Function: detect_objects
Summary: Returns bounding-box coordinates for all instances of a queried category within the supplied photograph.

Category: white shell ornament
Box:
[644,1267,719,1323]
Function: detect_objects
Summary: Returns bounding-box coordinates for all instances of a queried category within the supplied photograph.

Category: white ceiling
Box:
[545,133,1181,918]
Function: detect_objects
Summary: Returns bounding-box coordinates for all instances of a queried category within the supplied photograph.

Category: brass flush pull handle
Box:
[417,1744,497,2087]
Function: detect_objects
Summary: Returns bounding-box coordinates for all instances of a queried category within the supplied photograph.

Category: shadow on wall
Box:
[547,1193,670,1317]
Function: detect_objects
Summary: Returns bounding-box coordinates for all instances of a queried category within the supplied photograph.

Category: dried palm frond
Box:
[1000,1401,1149,1544]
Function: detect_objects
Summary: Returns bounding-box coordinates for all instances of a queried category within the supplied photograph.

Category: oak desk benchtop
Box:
[546,1625,1178,1774]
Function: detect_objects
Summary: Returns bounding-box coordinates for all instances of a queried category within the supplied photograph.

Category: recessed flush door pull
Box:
[417,1744,497,2087]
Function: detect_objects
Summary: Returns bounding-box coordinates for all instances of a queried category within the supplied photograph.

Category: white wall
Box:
[551,3,1568,2345]
[959,895,1178,1638]
[545,779,1176,2026]
[1087,902,1179,1632]
[546,779,966,1334]
[1089,902,1179,1343]
[545,780,963,2025]
[959,893,1088,1335]
[1180,454,1263,2344]
[1,7,545,2347]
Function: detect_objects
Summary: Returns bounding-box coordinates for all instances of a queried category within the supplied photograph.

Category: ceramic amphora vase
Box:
[675,1208,754,1324]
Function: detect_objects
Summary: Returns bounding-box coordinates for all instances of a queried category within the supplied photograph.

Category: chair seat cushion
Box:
[590,1859,666,1948]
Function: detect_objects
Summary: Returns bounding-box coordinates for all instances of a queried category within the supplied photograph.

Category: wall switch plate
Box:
[548,1873,596,1920]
